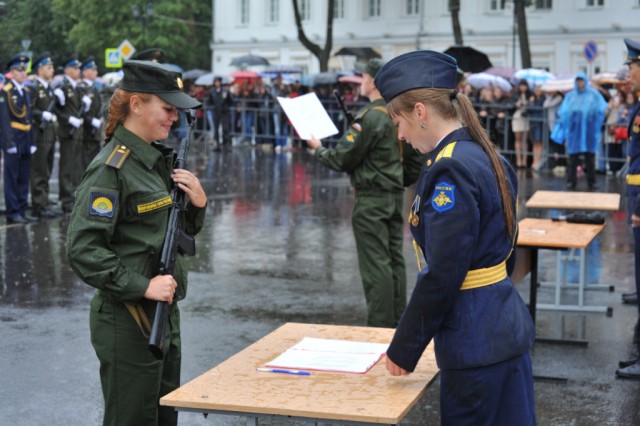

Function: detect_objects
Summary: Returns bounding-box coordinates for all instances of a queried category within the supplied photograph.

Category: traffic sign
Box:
[584,40,598,63]
[118,39,136,61]
[105,48,122,68]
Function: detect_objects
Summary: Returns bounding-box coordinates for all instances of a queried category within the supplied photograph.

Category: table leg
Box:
[528,248,539,323]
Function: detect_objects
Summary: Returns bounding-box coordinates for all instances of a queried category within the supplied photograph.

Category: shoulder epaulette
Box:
[105,144,131,169]
[435,141,457,163]
[3,82,13,92]
[371,105,388,115]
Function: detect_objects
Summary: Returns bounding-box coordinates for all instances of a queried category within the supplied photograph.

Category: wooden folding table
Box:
[161,322,439,425]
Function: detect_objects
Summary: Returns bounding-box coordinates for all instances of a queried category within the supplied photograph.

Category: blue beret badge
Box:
[89,192,117,218]
[431,182,455,213]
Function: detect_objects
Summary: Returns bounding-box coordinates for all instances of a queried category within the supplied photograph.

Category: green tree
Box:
[0,0,212,72]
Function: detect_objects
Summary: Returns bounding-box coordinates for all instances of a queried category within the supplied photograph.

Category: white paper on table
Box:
[265,337,389,374]
[276,93,339,141]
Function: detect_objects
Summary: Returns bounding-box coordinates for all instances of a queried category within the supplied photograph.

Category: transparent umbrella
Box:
[230,54,270,67]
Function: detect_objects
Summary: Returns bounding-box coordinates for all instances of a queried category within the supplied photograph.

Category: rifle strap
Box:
[124,302,151,338]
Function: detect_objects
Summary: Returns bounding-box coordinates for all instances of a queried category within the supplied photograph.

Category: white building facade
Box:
[210,0,640,77]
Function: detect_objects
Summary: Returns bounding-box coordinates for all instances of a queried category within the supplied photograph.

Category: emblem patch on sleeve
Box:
[431,182,455,213]
[89,192,118,218]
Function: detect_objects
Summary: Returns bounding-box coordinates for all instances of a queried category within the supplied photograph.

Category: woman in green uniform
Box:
[66,60,206,426]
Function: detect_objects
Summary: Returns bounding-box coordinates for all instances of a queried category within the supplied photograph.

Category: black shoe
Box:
[616,361,640,379]
[7,215,28,224]
[619,358,639,368]
[566,182,576,190]
[38,209,59,219]
[623,292,638,304]
[23,214,38,222]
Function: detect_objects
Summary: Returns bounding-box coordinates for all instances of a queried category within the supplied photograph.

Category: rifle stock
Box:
[148,111,197,360]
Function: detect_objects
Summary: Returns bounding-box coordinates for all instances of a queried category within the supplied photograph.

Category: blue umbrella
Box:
[514,68,555,89]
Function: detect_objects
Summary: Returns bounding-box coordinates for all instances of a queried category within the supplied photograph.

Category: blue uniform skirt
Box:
[440,352,536,426]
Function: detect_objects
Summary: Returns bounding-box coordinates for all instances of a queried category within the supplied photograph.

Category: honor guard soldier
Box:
[79,56,103,170]
[306,59,407,328]
[375,51,536,424]
[0,54,37,223]
[616,38,640,380]
[29,52,59,219]
[54,54,92,214]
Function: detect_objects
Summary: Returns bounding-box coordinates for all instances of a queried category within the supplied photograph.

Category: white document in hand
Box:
[276,93,339,141]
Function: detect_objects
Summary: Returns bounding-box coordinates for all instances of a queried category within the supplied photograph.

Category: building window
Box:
[488,0,503,11]
[334,0,345,19]
[368,0,381,17]
[299,0,311,21]
[268,0,280,23]
[585,0,604,6]
[240,0,250,25]
[535,0,552,9]
[406,0,419,15]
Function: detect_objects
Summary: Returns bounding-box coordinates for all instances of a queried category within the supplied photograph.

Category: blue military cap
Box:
[32,52,54,71]
[81,56,97,71]
[374,50,458,103]
[624,38,640,65]
[7,54,30,71]
[62,55,81,69]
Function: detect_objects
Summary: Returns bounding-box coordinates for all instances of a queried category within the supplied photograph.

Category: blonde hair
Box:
[387,88,515,238]
[104,89,153,143]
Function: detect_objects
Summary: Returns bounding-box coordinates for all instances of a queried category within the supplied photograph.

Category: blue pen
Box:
[256,367,311,376]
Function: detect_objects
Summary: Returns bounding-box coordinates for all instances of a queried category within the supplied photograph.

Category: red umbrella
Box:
[229,70,261,79]
[338,75,363,85]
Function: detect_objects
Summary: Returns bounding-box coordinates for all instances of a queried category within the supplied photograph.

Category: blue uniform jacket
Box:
[626,101,640,217]
[387,127,534,371]
[0,81,34,153]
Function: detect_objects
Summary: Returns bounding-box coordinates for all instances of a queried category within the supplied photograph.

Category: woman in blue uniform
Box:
[375,50,536,425]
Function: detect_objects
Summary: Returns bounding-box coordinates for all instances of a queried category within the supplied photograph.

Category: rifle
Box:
[333,89,354,125]
[39,99,56,130]
[148,110,197,360]
[68,101,87,137]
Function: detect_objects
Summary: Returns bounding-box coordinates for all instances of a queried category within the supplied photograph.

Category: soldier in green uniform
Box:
[29,52,59,219]
[79,56,104,170]
[306,58,407,328]
[66,60,206,426]
[54,55,90,213]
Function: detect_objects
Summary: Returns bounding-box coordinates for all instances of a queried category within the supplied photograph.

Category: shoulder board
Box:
[371,105,389,115]
[354,107,369,121]
[105,144,131,169]
[435,141,457,163]
[3,83,13,92]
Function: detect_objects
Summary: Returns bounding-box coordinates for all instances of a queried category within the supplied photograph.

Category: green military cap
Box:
[119,60,201,109]
[355,58,385,78]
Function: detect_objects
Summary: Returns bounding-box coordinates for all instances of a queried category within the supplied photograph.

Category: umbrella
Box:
[514,68,555,88]
[443,45,492,73]
[230,54,270,67]
[229,70,261,79]
[338,75,363,85]
[540,78,574,93]
[334,47,381,60]
[314,72,340,85]
[484,66,517,79]
[466,72,513,92]
[194,72,231,86]
[592,69,628,85]
[182,69,208,80]
[261,64,303,75]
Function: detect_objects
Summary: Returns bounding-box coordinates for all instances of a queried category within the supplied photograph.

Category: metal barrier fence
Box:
[190,98,628,176]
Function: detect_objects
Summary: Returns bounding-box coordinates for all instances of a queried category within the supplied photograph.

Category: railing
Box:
[189,97,628,176]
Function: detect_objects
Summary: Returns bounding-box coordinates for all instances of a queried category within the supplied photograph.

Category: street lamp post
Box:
[132,2,154,45]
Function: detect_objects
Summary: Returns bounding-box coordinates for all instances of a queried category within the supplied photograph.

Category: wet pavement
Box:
[1,143,640,425]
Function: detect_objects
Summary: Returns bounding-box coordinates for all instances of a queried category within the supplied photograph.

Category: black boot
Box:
[623,291,638,305]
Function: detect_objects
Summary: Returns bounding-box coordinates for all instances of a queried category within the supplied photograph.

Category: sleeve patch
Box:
[90,191,118,219]
[431,182,455,213]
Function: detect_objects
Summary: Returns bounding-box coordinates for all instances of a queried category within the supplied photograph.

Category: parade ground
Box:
[1,145,639,425]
